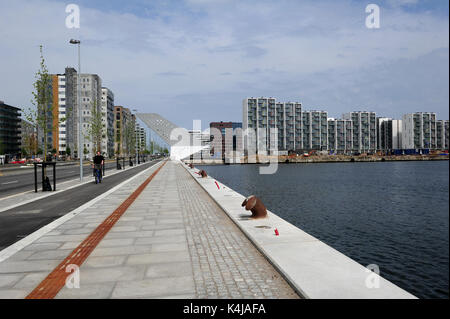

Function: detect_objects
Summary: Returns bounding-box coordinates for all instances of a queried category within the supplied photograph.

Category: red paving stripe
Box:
[25,160,167,299]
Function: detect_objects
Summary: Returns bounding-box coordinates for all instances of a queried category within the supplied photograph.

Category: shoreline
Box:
[185,154,449,165]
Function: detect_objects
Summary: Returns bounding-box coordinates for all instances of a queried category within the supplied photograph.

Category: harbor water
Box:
[198,160,449,299]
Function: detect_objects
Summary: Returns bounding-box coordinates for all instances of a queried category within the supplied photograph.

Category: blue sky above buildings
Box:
[0,0,448,129]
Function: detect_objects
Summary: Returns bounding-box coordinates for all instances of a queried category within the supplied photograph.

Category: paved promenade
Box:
[0,160,298,299]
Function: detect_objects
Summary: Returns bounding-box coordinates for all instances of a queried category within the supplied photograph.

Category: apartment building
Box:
[135,122,147,154]
[376,117,391,151]
[343,111,377,153]
[401,112,437,149]
[48,68,76,156]
[328,118,352,153]
[243,97,269,154]
[78,73,102,159]
[436,120,449,150]
[244,98,332,153]
[302,110,328,151]
[0,101,21,156]
[243,98,303,154]
[378,119,402,151]
[48,68,103,159]
[101,87,115,157]
[114,106,133,156]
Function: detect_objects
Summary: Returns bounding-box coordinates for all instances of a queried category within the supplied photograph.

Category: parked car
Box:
[10,158,26,164]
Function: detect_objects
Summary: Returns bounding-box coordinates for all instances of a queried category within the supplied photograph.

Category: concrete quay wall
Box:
[182,162,417,299]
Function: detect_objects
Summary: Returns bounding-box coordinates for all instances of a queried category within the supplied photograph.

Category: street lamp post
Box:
[69,39,83,181]
[132,109,138,165]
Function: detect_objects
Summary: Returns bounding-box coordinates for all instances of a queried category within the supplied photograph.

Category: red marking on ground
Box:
[25,160,167,299]
[215,181,220,189]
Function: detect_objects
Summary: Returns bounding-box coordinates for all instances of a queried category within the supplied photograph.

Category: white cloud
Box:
[0,0,448,129]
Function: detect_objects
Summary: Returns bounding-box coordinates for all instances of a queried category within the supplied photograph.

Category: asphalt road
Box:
[0,160,130,198]
[0,159,162,251]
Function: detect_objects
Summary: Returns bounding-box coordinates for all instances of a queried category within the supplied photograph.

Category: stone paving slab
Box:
[0,160,298,299]
[0,161,165,298]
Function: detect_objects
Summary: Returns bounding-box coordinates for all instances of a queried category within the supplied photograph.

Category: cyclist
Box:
[92,151,105,183]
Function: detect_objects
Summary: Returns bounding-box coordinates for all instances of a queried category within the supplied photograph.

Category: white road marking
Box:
[0,160,157,211]
[1,180,18,185]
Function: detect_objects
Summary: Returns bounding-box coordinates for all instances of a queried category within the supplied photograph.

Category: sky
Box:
[0,0,448,130]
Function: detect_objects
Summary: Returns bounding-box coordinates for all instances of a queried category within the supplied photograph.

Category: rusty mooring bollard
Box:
[242,195,267,219]
[199,170,207,178]
[188,163,194,169]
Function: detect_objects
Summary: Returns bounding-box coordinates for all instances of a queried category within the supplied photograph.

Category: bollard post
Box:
[41,163,45,192]
[53,162,56,191]
[34,163,38,193]
[241,195,267,219]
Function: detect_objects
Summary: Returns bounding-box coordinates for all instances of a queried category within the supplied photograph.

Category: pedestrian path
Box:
[0,160,298,299]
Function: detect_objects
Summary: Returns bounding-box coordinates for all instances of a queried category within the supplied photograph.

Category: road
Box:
[0,159,162,251]
[0,160,135,198]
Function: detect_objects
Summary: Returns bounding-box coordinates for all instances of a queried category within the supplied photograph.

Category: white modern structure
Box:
[136,113,208,160]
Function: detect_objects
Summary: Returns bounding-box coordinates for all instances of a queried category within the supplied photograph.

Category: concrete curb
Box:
[181,161,417,299]
[0,161,164,263]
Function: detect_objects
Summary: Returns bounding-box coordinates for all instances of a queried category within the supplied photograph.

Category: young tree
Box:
[124,123,136,157]
[25,45,53,163]
[21,148,28,157]
[86,100,103,155]
[23,133,38,157]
